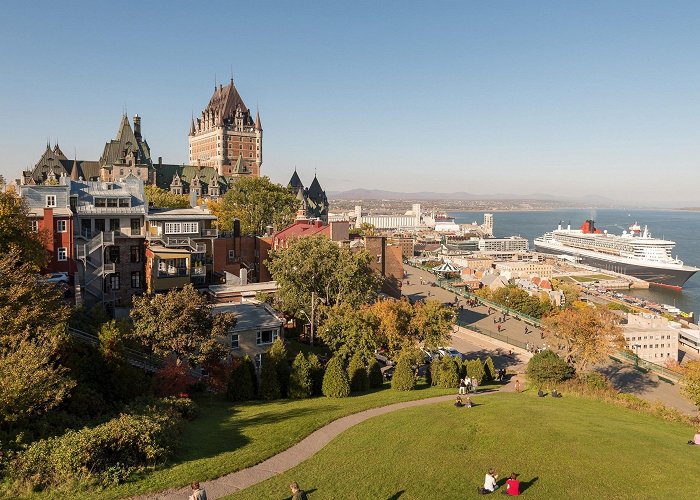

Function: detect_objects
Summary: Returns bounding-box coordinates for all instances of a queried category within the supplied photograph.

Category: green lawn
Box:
[570,274,615,283]
[230,392,700,499]
[53,382,456,499]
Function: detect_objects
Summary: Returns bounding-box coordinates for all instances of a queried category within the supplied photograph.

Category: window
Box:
[56,220,67,232]
[109,273,120,290]
[46,195,56,208]
[231,334,240,350]
[107,198,118,208]
[31,220,39,232]
[130,218,140,233]
[119,198,131,207]
[110,219,120,231]
[130,245,141,263]
[256,329,279,345]
[228,249,236,261]
[57,247,67,261]
[164,222,181,234]
[131,271,141,289]
[182,222,199,234]
[95,219,106,232]
[108,246,120,263]
[94,198,106,207]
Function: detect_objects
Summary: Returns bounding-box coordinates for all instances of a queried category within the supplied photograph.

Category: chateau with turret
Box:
[188,79,262,177]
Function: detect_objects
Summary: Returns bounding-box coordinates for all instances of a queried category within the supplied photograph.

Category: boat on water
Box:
[534,220,699,288]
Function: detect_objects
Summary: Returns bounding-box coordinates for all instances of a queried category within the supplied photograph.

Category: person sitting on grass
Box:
[465,396,473,408]
[483,468,499,493]
[688,430,700,445]
[503,472,520,496]
[551,388,562,398]
[290,481,308,500]
[537,389,545,397]
[455,396,464,407]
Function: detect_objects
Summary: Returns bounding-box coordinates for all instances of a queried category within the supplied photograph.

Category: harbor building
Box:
[623,314,679,362]
[495,261,553,280]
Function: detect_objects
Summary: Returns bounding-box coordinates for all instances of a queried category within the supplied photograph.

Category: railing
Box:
[610,350,682,381]
[166,236,192,247]
[201,228,218,237]
[158,268,189,278]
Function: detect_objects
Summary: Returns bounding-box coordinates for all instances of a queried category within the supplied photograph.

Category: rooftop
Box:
[211,301,284,333]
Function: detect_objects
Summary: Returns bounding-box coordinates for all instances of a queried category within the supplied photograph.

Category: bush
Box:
[466,359,486,385]
[322,356,350,398]
[526,350,573,387]
[367,359,384,388]
[307,353,325,396]
[259,358,281,400]
[347,351,369,393]
[583,372,611,391]
[12,397,191,488]
[391,355,416,391]
[227,356,256,401]
[289,353,312,399]
[484,356,496,382]
[151,359,196,397]
[424,360,432,386]
[267,338,291,398]
[429,357,442,386]
[438,357,459,389]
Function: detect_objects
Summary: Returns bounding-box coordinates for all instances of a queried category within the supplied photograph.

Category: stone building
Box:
[188,79,262,177]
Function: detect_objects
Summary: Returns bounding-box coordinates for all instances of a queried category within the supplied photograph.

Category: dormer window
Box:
[119,198,131,207]
[46,195,56,208]
[107,198,118,208]
[95,198,106,207]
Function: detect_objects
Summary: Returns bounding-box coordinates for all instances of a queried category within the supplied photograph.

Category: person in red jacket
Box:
[504,472,520,496]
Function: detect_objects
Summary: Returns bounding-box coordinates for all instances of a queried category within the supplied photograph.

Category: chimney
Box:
[189,190,197,208]
[133,115,141,140]
[233,218,241,238]
[158,156,162,166]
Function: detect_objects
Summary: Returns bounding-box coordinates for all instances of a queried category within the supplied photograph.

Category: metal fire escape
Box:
[75,231,116,304]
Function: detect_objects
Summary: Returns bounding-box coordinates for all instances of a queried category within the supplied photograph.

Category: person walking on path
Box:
[459,377,467,395]
[472,377,479,394]
[290,481,309,500]
[515,379,521,393]
[188,482,207,500]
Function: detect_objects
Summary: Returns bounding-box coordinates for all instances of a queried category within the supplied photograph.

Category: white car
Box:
[439,347,464,360]
[43,272,69,284]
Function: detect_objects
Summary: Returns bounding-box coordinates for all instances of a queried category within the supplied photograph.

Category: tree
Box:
[391,353,416,391]
[259,358,281,400]
[347,351,369,392]
[144,185,190,209]
[151,358,196,397]
[483,356,496,382]
[429,357,442,386]
[289,353,313,399]
[267,236,381,322]
[0,330,75,424]
[367,359,384,388]
[318,303,380,360]
[411,300,455,351]
[438,356,459,388]
[371,298,415,359]
[542,306,624,374]
[0,192,47,266]
[526,350,573,387]
[227,356,256,401]
[322,356,350,398]
[682,360,700,410]
[307,353,324,396]
[129,284,236,366]
[267,338,291,397]
[466,359,486,385]
[212,176,298,234]
[491,285,553,319]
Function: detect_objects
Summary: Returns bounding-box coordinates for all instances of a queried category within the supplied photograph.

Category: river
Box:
[449,209,700,322]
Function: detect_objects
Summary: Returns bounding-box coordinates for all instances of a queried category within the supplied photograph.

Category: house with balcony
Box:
[145,206,218,293]
[71,175,147,309]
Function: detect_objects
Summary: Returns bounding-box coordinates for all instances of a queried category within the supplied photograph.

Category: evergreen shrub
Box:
[367,359,384,388]
[391,354,416,391]
[348,351,369,392]
[322,356,350,398]
[289,353,313,399]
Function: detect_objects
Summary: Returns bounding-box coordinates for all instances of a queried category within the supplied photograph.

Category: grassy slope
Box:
[231,392,700,499]
[63,383,456,499]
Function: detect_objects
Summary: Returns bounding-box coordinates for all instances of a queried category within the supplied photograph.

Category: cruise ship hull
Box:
[534,241,698,288]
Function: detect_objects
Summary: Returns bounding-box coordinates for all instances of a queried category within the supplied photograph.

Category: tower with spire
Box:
[188,78,263,177]
[287,169,329,222]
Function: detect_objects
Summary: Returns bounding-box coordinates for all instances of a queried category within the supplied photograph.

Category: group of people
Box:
[537,388,562,398]
[480,469,521,496]
[459,376,480,394]
[454,395,473,408]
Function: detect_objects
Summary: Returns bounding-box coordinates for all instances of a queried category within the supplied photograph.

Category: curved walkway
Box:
[138,384,515,499]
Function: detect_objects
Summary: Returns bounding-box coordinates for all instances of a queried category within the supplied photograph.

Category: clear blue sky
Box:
[1,0,699,206]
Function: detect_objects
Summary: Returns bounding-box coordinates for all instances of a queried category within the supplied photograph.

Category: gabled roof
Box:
[99,114,152,167]
[203,80,254,126]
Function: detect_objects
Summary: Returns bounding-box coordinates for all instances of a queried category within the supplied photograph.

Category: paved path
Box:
[136,385,514,500]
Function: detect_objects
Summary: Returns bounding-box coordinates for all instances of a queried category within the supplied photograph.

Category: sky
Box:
[1,0,699,206]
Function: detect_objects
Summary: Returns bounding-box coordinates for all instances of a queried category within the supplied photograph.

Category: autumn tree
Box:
[371,298,415,358]
[318,303,379,360]
[267,236,381,321]
[0,191,47,266]
[144,184,191,209]
[411,299,455,351]
[212,176,298,234]
[682,360,700,410]
[129,284,236,366]
[541,305,624,374]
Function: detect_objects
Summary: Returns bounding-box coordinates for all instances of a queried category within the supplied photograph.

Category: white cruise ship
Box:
[534,220,698,288]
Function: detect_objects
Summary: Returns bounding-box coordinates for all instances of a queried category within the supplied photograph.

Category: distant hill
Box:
[327,188,614,204]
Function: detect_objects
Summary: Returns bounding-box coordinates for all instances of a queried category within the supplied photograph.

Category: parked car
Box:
[43,272,69,284]
[374,349,394,366]
[438,347,464,361]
